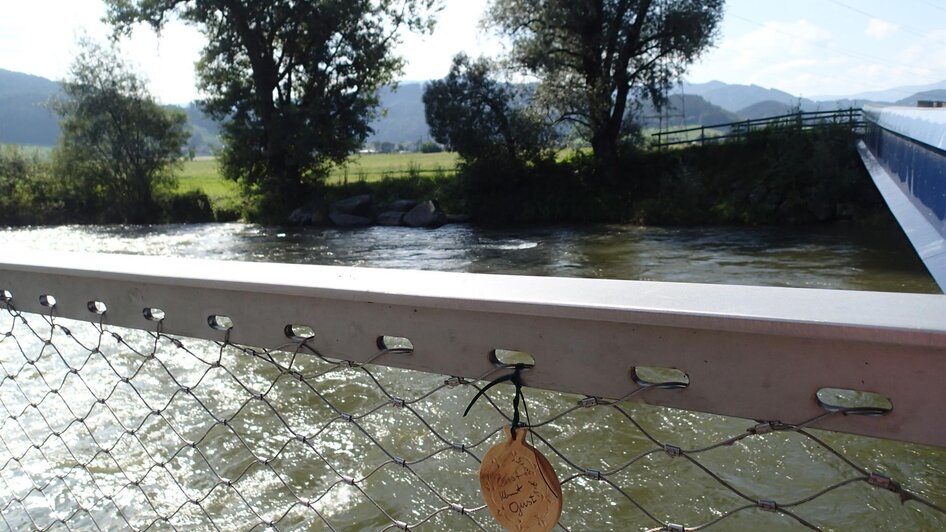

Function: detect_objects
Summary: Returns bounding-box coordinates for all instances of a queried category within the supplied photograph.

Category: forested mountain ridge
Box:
[0,68,61,146]
[3,68,945,151]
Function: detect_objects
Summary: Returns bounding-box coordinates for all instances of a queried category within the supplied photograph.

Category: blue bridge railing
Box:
[859,104,946,290]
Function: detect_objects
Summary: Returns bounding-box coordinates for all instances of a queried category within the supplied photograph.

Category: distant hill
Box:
[367,83,432,144]
[896,89,946,106]
[679,80,729,95]
[638,94,739,128]
[0,68,61,146]
[679,81,811,113]
[736,100,796,120]
[737,98,867,120]
[0,68,433,152]
[6,66,944,153]
[0,69,223,155]
[179,103,221,155]
[815,79,946,104]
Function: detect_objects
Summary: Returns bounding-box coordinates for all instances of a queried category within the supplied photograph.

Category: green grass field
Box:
[174,158,240,205]
[173,152,461,210]
[329,151,459,183]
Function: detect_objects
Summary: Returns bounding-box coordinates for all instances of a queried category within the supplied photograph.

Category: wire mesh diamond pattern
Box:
[1,300,944,531]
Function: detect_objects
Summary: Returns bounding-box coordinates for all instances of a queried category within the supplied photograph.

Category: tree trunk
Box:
[591,128,619,184]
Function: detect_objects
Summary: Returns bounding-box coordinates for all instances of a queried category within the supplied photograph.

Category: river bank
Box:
[264,124,888,228]
[1,126,889,228]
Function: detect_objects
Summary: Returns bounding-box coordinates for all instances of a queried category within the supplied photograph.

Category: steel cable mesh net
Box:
[0,300,945,531]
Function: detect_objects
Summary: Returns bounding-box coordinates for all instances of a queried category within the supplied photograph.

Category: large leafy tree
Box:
[423,54,552,163]
[489,0,724,180]
[105,0,438,219]
[52,41,190,223]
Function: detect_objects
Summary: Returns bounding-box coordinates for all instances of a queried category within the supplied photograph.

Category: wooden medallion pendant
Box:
[480,426,563,531]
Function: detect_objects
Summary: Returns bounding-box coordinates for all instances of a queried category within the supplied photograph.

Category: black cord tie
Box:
[463,363,527,439]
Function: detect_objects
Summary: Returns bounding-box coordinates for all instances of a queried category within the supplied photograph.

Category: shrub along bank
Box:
[628,124,885,225]
[0,145,214,225]
[1,125,888,227]
[448,124,888,226]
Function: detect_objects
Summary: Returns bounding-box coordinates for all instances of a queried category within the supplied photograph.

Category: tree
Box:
[423,54,553,163]
[489,0,724,180]
[52,41,190,223]
[105,0,439,220]
[0,147,61,225]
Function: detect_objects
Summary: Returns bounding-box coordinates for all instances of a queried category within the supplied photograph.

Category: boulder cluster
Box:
[288,195,469,228]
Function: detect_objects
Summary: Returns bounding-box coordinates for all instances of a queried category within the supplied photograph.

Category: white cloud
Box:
[691,19,833,73]
[686,13,946,97]
[119,22,205,104]
[0,0,200,104]
[865,18,898,40]
[395,0,500,82]
[0,0,106,82]
[687,19,841,94]
[901,30,946,73]
[5,0,943,103]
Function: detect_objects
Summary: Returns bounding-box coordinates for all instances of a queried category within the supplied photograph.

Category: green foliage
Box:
[155,189,215,223]
[328,169,462,214]
[173,158,243,219]
[51,40,191,223]
[489,0,724,178]
[628,125,883,225]
[0,146,65,225]
[418,141,443,153]
[424,54,554,163]
[170,153,460,220]
[449,125,882,225]
[375,141,398,154]
[456,151,637,224]
[106,0,440,223]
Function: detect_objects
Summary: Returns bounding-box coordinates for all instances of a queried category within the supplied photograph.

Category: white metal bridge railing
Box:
[0,249,945,530]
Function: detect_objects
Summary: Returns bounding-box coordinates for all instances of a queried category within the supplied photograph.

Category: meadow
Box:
[328,151,458,182]
[173,152,460,211]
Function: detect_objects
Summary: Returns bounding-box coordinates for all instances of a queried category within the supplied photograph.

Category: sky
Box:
[1,0,945,104]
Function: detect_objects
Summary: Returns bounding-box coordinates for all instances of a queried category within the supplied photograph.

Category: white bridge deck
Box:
[861,105,946,291]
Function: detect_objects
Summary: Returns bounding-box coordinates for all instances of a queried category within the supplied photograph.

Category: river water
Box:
[0,222,944,530]
[0,221,939,292]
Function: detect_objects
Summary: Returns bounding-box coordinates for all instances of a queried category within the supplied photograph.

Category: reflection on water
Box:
[1,221,938,293]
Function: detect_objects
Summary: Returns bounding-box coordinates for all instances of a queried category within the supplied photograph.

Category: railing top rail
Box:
[3,248,946,446]
[652,107,862,138]
[863,103,946,153]
[3,248,945,347]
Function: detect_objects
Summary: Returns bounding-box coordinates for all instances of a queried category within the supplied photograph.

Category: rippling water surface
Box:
[1,221,939,292]
[0,222,943,530]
